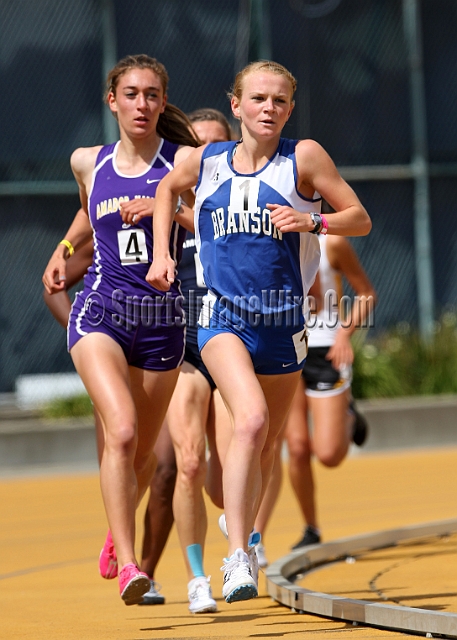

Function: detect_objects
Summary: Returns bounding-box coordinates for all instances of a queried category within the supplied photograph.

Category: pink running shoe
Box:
[99,531,118,579]
[119,563,150,605]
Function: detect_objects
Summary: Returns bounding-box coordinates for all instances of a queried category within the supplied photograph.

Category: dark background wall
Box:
[1,0,456,391]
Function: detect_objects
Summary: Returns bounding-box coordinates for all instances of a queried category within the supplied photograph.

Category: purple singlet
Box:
[67,139,186,371]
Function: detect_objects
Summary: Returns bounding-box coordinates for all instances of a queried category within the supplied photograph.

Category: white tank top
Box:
[308,235,342,347]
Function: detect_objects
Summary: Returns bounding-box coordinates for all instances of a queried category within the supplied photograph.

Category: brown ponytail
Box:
[158,103,200,148]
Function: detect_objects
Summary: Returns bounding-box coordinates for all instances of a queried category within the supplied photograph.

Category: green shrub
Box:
[40,310,457,413]
[352,311,457,399]
[42,393,93,418]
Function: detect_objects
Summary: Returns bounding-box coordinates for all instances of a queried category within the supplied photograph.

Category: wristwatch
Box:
[309,211,324,234]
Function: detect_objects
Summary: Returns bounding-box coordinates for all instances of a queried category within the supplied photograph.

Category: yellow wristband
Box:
[59,239,75,256]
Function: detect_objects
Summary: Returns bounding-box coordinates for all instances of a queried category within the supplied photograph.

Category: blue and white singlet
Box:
[194,138,321,320]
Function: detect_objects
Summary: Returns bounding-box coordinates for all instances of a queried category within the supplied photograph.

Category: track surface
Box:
[1,445,456,639]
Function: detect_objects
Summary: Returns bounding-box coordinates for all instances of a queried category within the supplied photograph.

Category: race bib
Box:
[229,176,260,212]
[117,229,148,265]
[194,252,206,288]
[292,328,308,364]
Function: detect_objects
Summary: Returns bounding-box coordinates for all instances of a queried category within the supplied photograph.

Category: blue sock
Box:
[186,544,205,579]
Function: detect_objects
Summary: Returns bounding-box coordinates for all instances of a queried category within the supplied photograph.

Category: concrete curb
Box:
[0,416,97,473]
[0,394,456,473]
[355,394,457,452]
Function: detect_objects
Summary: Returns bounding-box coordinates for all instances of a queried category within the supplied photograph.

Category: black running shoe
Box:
[291,526,321,550]
[349,400,369,447]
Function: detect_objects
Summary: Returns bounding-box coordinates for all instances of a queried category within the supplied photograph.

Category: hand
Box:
[146,255,176,292]
[267,204,314,233]
[120,197,155,225]
[326,329,354,371]
[42,249,68,295]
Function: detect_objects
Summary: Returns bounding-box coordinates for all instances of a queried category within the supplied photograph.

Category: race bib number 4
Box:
[117,229,148,265]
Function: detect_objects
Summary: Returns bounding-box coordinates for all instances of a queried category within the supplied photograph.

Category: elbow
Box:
[356,211,372,237]
[363,208,372,234]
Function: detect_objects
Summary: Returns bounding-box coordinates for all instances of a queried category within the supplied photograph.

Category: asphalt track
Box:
[1,445,456,639]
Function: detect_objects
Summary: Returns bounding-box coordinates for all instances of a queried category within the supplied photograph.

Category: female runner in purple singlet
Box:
[42,54,198,606]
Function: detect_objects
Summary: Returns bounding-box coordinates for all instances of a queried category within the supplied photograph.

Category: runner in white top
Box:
[253,231,376,566]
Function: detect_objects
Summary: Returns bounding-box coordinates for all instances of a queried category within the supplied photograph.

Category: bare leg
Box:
[75,353,175,584]
[285,379,318,529]
[94,408,105,466]
[254,435,283,538]
[310,391,352,466]
[205,389,232,509]
[251,435,284,567]
[166,362,212,582]
[141,420,176,578]
[286,380,353,540]
[202,333,300,555]
[71,333,179,571]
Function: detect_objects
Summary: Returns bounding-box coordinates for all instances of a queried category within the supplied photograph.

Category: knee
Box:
[153,459,177,497]
[104,424,137,459]
[233,412,268,450]
[287,436,312,466]
[315,442,347,468]
[178,448,207,485]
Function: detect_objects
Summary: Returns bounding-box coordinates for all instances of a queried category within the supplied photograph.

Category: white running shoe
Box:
[187,576,218,614]
[255,542,268,568]
[221,548,258,603]
[218,514,261,586]
[138,580,165,605]
[218,514,261,547]
[218,513,230,538]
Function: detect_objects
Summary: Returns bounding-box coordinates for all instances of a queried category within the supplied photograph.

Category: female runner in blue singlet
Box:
[147,60,372,604]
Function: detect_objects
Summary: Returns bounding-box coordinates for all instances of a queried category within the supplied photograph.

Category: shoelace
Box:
[189,577,211,600]
[221,556,251,577]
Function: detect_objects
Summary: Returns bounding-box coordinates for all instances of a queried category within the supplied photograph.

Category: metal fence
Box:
[1,0,456,392]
